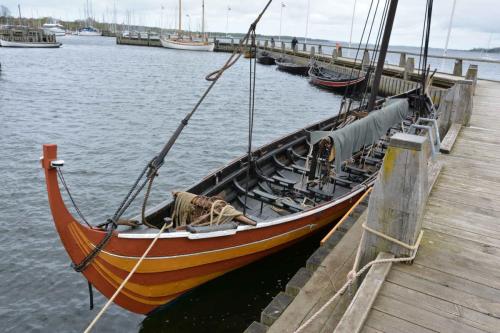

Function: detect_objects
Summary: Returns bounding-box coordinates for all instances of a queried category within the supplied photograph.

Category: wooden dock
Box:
[351,79,500,333]
[245,80,500,333]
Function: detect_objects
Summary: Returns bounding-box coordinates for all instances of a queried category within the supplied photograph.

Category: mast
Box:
[178,0,182,34]
[442,0,456,59]
[304,0,310,43]
[202,0,205,37]
[349,0,357,48]
[366,0,399,112]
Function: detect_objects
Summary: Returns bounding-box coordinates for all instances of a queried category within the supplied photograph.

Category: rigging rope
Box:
[243,30,258,215]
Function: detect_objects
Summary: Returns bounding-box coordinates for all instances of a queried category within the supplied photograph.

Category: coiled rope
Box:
[293,227,424,333]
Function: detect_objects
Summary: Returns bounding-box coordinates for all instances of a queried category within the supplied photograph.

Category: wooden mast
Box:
[367,0,399,112]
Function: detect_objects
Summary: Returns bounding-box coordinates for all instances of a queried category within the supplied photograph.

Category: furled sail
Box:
[310,98,410,171]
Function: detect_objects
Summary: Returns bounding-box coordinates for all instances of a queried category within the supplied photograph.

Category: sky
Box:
[1,0,498,50]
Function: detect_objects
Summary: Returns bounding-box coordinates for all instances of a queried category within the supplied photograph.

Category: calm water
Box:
[0,36,343,332]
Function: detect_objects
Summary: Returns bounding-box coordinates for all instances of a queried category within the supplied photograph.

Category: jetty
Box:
[244,76,500,333]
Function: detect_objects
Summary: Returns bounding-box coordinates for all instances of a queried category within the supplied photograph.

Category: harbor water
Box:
[0,36,343,332]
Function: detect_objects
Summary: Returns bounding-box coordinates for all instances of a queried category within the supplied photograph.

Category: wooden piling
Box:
[359,133,429,268]
[453,59,463,76]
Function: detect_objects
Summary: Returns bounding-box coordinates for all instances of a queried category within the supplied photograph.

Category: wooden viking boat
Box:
[308,65,366,92]
[42,0,435,318]
[275,57,310,76]
[257,51,276,65]
[42,91,425,315]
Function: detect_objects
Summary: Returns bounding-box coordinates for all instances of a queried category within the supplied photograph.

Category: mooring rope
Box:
[83,221,171,333]
[293,228,424,333]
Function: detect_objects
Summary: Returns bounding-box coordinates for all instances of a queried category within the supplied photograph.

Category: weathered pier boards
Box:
[245,78,500,333]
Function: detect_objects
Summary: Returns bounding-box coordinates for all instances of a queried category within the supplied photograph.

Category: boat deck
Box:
[264,80,500,333]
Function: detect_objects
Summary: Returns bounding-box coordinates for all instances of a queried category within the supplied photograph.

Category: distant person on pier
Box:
[270,37,275,47]
[291,37,298,52]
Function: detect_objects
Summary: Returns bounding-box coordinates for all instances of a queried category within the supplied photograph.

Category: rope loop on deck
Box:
[293,229,424,333]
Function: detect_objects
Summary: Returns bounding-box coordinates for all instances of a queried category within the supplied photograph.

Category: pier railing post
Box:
[310,46,315,59]
[453,59,463,76]
[438,79,474,136]
[465,64,478,95]
[404,57,415,81]
[359,133,430,268]
[399,52,407,67]
[361,49,370,71]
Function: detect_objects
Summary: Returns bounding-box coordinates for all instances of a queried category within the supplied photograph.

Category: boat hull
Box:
[0,39,61,48]
[257,56,276,65]
[275,61,310,75]
[309,75,366,92]
[41,142,371,314]
[160,38,215,52]
[77,31,102,36]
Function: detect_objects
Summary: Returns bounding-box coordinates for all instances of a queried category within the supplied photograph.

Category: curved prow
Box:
[41,144,97,264]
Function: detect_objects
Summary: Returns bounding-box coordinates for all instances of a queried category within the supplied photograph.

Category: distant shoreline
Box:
[470,47,500,53]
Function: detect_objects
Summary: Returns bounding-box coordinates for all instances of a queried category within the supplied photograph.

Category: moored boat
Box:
[160,0,214,52]
[0,38,61,48]
[308,65,366,92]
[42,23,66,36]
[160,37,215,51]
[257,51,276,65]
[275,57,310,75]
[41,0,436,318]
[78,27,102,36]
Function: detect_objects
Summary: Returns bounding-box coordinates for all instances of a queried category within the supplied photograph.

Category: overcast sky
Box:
[2,0,498,49]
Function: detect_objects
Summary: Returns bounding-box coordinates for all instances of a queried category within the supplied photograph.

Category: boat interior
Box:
[121,94,420,235]
[310,65,363,81]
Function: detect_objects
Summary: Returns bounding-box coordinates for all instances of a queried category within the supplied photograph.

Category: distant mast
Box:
[178,0,182,35]
[202,0,205,38]
[349,0,357,48]
[442,0,457,60]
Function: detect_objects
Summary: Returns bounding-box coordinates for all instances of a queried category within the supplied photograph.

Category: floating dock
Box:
[245,78,500,333]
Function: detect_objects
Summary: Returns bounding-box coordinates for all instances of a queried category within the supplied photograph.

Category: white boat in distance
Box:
[160,37,214,51]
[0,38,61,48]
[78,27,102,36]
[161,0,214,52]
[42,23,66,36]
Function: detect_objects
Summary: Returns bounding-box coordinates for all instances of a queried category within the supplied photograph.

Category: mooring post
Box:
[399,52,407,67]
[361,49,370,71]
[318,44,322,54]
[303,43,307,52]
[257,40,261,47]
[281,41,285,53]
[453,59,463,76]
[264,40,268,50]
[337,46,343,58]
[437,79,474,136]
[310,46,315,58]
[404,57,415,81]
[358,133,429,268]
[271,39,275,49]
[465,64,478,95]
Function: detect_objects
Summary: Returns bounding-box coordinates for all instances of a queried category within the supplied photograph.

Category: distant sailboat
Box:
[78,0,102,36]
[160,0,214,51]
